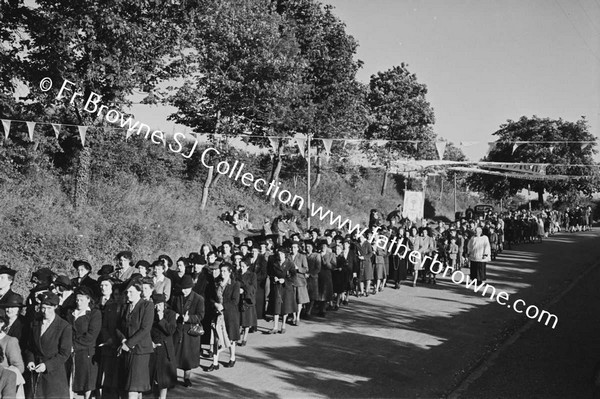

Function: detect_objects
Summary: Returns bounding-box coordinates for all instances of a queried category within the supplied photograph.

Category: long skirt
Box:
[72,349,98,392]
[317,270,333,302]
[174,324,201,370]
[120,352,150,393]
[469,261,487,282]
[97,352,120,390]
[267,283,297,315]
[389,255,407,283]
[360,261,374,282]
[374,261,386,280]
[307,275,319,301]
[240,304,257,328]
[295,285,310,304]
[149,346,177,390]
[331,269,349,294]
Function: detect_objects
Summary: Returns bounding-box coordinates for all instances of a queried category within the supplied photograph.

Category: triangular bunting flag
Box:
[322,138,333,157]
[435,141,446,160]
[125,127,136,140]
[487,142,496,154]
[512,142,521,154]
[78,126,88,146]
[1,120,10,139]
[549,146,555,154]
[51,124,61,138]
[26,121,36,141]
[412,141,418,150]
[295,137,306,158]
[267,137,279,150]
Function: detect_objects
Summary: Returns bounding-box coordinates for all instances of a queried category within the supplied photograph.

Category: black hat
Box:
[32,268,55,283]
[158,254,173,268]
[188,252,202,264]
[72,260,92,272]
[151,293,166,304]
[180,275,194,289]
[97,264,114,276]
[221,240,233,247]
[97,274,120,285]
[53,275,72,289]
[276,246,290,254]
[0,295,25,308]
[0,266,16,277]
[135,260,151,269]
[239,242,249,248]
[74,286,94,298]
[38,291,59,306]
[116,251,133,260]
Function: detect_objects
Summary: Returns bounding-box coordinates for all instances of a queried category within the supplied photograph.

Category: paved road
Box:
[165,230,600,398]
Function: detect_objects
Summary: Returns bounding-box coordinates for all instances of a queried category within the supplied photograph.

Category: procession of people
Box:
[0,203,592,398]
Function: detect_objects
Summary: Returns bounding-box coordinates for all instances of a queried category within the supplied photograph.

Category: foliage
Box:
[467,116,599,202]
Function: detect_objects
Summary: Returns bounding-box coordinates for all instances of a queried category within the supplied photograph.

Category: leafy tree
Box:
[363,63,437,193]
[467,116,599,204]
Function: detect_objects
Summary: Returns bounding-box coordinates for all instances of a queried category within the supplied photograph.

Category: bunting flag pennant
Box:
[412,141,418,150]
[51,124,61,138]
[435,141,447,160]
[321,138,333,157]
[512,143,521,154]
[267,137,279,150]
[342,140,348,150]
[487,142,496,154]
[1,120,11,139]
[78,126,88,146]
[26,121,36,141]
[125,127,136,140]
[549,146,555,154]
[295,137,306,158]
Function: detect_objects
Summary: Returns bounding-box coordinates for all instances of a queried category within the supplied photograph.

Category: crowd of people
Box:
[0,202,593,398]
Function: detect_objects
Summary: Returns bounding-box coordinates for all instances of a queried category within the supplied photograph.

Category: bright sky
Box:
[325,0,600,160]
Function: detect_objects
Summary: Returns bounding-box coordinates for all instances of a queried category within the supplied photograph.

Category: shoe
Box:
[224,360,236,368]
[241,340,247,347]
[280,328,286,334]
[268,329,277,334]
[394,284,400,289]
[365,292,369,297]
[183,378,192,387]
[206,364,219,372]
[342,300,348,306]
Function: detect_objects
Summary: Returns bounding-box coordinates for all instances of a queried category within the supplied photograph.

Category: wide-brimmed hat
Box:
[37,291,59,306]
[135,260,151,270]
[180,275,194,289]
[151,293,166,304]
[0,266,16,277]
[53,275,72,289]
[188,252,202,264]
[31,268,55,283]
[72,260,92,272]
[158,254,173,268]
[0,296,25,308]
[98,274,121,285]
[74,286,94,298]
[116,251,133,260]
[97,264,114,276]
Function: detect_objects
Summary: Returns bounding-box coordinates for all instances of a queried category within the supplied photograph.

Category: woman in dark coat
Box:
[24,291,72,399]
[331,244,347,310]
[304,241,321,318]
[96,275,122,399]
[149,293,177,399]
[171,275,204,387]
[358,233,374,296]
[248,246,268,321]
[389,230,410,289]
[266,247,297,334]
[116,281,154,399]
[66,287,101,399]
[209,263,241,370]
[238,260,257,346]
[317,241,334,317]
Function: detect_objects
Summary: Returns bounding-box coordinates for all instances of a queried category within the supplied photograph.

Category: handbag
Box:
[187,323,204,337]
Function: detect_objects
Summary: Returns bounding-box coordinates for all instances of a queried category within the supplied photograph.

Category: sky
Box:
[128,0,600,161]
[324,0,600,160]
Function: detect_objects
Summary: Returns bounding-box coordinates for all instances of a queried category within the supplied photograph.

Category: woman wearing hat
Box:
[116,280,154,398]
[96,275,122,399]
[266,247,297,334]
[71,260,100,300]
[114,251,136,284]
[67,287,101,399]
[149,293,177,399]
[0,296,26,343]
[249,245,268,322]
[167,257,187,299]
[53,275,76,320]
[237,260,256,347]
[208,263,240,370]
[171,275,204,387]
[317,241,334,317]
[0,266,23,308]
[24,291,73,399]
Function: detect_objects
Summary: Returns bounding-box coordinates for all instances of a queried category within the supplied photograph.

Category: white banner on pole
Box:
[402,190,424,222]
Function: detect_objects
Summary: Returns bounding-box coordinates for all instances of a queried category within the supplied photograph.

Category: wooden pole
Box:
[453,173,457,217]
[306,134,311,229]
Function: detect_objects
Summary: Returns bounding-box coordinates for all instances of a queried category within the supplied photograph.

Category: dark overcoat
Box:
[221,280,241,340]
[71,275,100,300]
[23,315,73,399]
[150,309,177,389]
[66,308,101,392]
[0,289,24,307]
[306,253,321,301]
[172,291,204,370]
[238,271,257,328]
[317,252,335,302]
[266,256,297,315]
[96,296,121,390]
[249,254,268,319]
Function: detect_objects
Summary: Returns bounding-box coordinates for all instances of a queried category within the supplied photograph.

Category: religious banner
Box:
[402,190,424,222]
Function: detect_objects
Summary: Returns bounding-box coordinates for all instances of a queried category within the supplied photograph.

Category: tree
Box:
[467,116,599,204]
[363,63,437,194]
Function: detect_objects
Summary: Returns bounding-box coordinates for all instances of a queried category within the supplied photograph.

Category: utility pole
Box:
[453,173,457,216]
[306,134,311,229]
